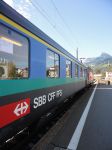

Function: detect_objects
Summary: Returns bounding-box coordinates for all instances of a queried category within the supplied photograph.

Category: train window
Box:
[84,69,87,77]
[46,50,59,78]
[0,24,28,79]
[80,67,83,77]
[66,60,71,77]
[75,64,78,77]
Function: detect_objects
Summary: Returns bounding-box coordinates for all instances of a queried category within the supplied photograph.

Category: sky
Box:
[3,0,112,59]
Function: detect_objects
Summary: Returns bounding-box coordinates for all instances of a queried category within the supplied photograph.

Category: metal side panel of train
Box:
[0,78,86,142]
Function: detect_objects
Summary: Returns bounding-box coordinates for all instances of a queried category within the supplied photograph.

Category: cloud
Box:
[15,0,31,19]
[3,0,31,20]
[3,0,14,7]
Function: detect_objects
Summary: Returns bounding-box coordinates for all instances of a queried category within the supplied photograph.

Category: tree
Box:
[8,62,16,78]
[94,68,101,74]
[0,67,5,77]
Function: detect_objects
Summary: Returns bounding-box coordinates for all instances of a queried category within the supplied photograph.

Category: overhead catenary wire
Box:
[28,0,76,50]
[50,0,79,47]
[28,0,55,28]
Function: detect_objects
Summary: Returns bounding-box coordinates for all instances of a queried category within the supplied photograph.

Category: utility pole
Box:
[76,48,78,60]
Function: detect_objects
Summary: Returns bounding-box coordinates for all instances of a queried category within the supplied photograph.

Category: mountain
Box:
[84,52,112,75]
[84,52,112,66]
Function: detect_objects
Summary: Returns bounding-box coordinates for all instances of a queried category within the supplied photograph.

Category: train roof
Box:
[1,0,86,68]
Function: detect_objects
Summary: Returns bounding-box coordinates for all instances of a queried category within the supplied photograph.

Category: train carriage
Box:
[0,1,89,143]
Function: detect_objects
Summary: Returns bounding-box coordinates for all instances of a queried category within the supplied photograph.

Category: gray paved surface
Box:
[51,87,94,148]
[77,84,112,150]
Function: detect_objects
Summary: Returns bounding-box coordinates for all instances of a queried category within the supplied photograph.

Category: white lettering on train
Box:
[56,90,62,97]
[48,92,55,102]
[33,95,46,109]
[33,90,63,109]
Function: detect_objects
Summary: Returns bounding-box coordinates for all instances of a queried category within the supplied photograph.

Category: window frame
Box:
[80,66,84,78]
[75,63,79,77]
[46,49,60,78]
[66,59,72,78]
[0,23,30,79]
[84,69,87,78]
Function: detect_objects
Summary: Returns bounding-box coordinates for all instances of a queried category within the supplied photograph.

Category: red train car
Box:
[87,67,94,85]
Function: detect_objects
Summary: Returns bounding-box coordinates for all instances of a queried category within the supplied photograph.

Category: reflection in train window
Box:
[66,60,71,77]
[80,67,83,77]
[46,50,59,78]
[75,64,78,77]
[84,69,87,77]
[0,24,29,79]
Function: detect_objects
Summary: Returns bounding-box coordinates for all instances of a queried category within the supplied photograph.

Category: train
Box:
[0,1,93,144]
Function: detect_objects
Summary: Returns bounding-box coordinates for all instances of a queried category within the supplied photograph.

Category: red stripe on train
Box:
[0,98,30,128]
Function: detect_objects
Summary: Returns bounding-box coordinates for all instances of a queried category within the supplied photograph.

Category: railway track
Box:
[0,87,89,150]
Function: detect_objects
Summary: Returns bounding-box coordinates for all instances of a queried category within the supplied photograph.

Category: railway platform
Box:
[32,84,112,150]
